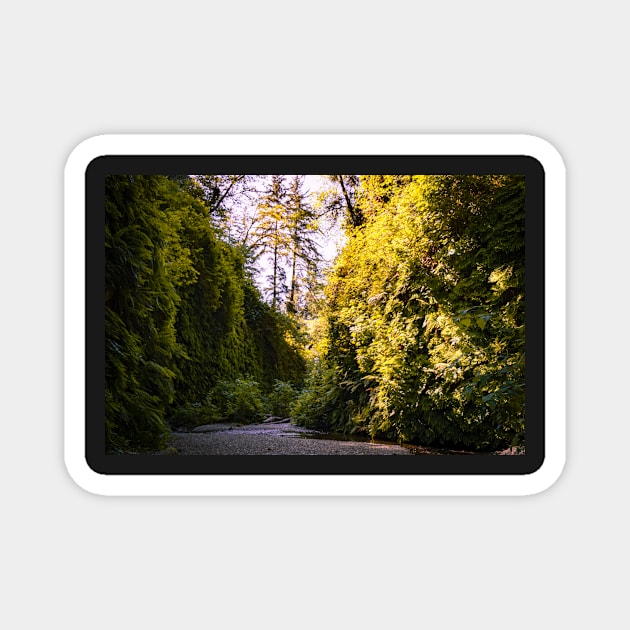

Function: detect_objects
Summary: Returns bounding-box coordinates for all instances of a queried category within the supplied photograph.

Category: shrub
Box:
[266,380,298,418]
[168,402,220,429]
[206,378,265,424]
[291,365,346,432]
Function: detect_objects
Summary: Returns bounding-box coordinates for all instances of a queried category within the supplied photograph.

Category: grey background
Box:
[2,2,625,628]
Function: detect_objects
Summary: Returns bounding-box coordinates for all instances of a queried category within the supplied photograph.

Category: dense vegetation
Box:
[294,175,525,451]
[105,173,525,452]
[105,175,305,451]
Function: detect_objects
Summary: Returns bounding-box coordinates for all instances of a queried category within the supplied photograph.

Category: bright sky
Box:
[303,175,344,264]
[251,174,344,303]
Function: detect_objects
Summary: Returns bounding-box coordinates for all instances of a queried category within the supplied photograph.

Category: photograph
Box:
[98,164,537,473]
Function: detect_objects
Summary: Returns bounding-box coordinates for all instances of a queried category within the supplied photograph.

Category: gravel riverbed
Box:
[165,421,414,456]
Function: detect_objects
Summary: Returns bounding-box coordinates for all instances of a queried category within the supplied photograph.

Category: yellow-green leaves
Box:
[307,174,526,450]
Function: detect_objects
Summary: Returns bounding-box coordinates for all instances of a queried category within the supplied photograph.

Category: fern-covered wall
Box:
[105,175,306,451]
[105,172,525,452]
[295,175,525,451]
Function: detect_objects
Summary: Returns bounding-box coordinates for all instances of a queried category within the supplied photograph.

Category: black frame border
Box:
[87,154,544,476]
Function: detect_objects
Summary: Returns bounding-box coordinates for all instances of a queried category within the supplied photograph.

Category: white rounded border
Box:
[64,134,565,496]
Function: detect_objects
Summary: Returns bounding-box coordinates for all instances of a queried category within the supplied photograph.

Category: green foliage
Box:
[168,402,219,429]
[105,171,525,452]
[300,174,526,451]
[267,379,298,418]
[105,175,179,450]
[105,175,307,451]
[291,364,344,431]
[205,378,265,424]
[285,175,322,316]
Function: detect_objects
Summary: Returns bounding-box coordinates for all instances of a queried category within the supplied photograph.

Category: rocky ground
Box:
[163,420,414,455]
[155,419,522,456]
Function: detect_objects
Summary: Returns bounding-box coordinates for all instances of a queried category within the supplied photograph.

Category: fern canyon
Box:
[105,173,525,454]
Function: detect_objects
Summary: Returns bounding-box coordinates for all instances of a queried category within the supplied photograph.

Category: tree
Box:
[314,175,363,228]
[250,175,290,310]
[191,175,257,219]
[285,175,322,316]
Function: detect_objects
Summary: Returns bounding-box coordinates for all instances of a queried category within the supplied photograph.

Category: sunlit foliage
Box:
[105,171,526,452]
[296,174,525,450]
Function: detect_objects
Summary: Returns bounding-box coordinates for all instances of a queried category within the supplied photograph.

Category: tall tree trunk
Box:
[288,239,298,314]
[337,175,362,227]
[272,220,278,310]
